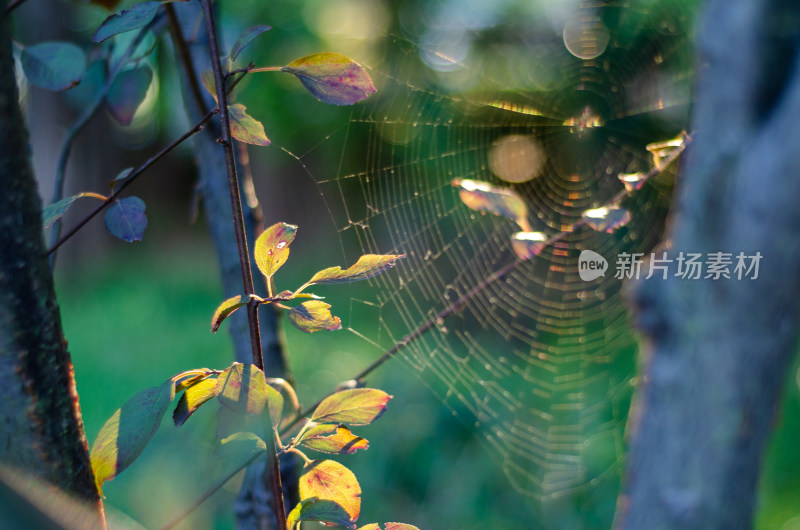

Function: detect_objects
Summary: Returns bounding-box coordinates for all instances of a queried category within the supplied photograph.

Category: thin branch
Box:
[48,21,158,266]
[47,109,215,255]
[199,0,262,370]
[198,3,286,530]
[164,2,208,117]
[158,452,265,530]
[2,0,25,18]
[47,70,252,256]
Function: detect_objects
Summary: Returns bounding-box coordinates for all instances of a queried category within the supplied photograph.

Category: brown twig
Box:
[47,109,215,255]
[198,2,286,530]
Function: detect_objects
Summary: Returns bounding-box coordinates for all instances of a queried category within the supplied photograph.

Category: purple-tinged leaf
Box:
[21,42,86,91]
[511,231,548,260]
[229,104,270,146]
[254,222,298,279]
[287,499,355,530]
[299,424,369,455]
[230,25,271,62]
[618,172,646,192]
[211,295,248,333]
[452,178,530,230]
[104,196,147,242]
[582,206,632,233]
[299,460,361,525]
[90,381,174,494]
[304,254,405,287]
[282,52,376,106]
[107,65,153,125]
[93,1,161,43]
[288,301,342,333]
[358,523,419,530]
[310,388,392,426]
[173,378,216,427]
[215,363,271,417]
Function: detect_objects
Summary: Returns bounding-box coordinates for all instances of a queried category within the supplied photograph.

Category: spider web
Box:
[297,0,694,507]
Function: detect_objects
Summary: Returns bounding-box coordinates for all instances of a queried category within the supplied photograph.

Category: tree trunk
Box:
[0,16,103,527]
[618,0,800,528]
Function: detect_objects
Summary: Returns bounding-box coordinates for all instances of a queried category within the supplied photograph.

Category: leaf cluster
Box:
[212,222,404,334]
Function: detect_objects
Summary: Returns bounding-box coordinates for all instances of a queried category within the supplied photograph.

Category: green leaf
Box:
[215,363,269,416]
[109,167,134,192]
[21,42,86,91]
[42,193,93,230]
[305,254,405,286]
[173,378,217,427]
[93,1,161,43]
[219,431,266,455]
[452,178,530,231]
[287,499,355,530]
[229,104,270,146]
[310,388,392,426]
[104,196,147,242]
[288,300,342,333]
[299,424,369,455]
[211,295,249,333]
[282,52,375,106]
[299,460,361,525]
[110,30,158,69]
[254,222,298,279]
[90,381,174,494]
[230,25,271,62]
[107,65,153,126]
[358,523,419,530]
[510,231,547,260]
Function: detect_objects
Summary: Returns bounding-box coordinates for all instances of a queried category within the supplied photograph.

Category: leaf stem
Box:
[158,452,265,530]
[249,66,283,73]
[198,2,286,529]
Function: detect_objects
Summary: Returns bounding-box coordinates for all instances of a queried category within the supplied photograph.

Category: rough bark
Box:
[168,3,298,528]
[0,16,102,526]
[618,1,800,528]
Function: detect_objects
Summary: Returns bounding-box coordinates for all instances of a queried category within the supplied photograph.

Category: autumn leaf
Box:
[282,52,376,106]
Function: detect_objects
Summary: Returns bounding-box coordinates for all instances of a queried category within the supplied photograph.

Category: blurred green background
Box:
[11,0,800,527]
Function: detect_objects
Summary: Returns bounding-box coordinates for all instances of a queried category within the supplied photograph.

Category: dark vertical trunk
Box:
[618,0,800,528]
[0,16,103,526]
